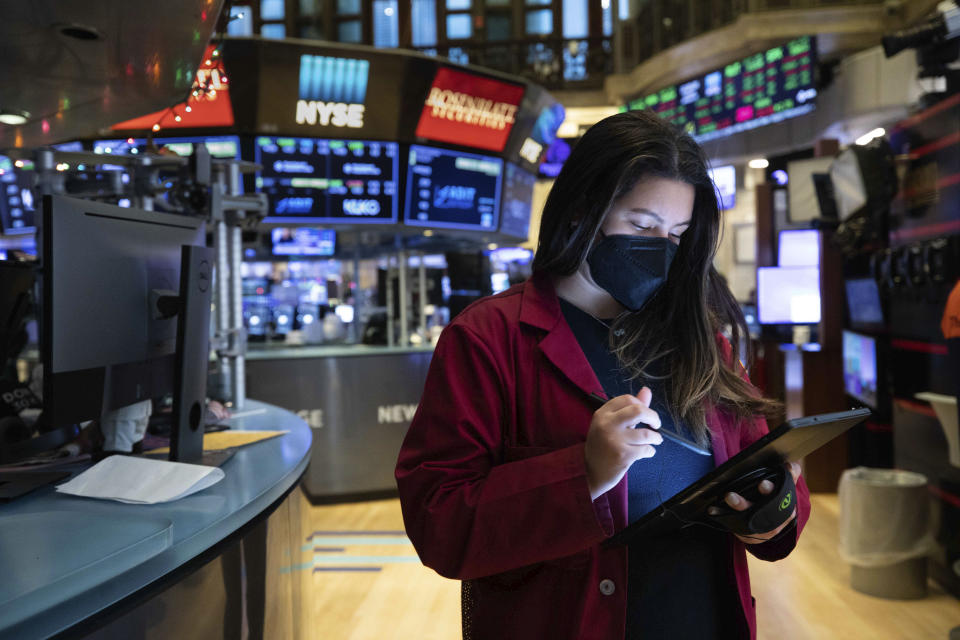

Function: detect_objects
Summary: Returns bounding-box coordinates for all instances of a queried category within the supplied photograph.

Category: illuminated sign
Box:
[296,55,370,129]
[415,68,524,152]
[112,45,234,131]
[625,36,817,142]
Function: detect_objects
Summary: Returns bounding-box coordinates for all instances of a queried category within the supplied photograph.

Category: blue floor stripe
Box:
[313,556,421,564]
[300,537,411,550]
[308,530,405,539]
[313,567,382,573]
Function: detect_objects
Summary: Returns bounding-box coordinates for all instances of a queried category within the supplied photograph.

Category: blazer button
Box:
[598,579,615,596]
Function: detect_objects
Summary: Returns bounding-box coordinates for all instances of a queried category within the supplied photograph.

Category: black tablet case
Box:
[604,408,871,546]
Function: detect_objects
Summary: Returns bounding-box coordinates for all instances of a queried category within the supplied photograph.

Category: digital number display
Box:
[625,36,817,142]
[256,137,399,224]
[404,145,502,231]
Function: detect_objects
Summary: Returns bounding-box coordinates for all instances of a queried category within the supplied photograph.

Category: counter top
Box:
[0,400,311,638]
[245,343,435,360]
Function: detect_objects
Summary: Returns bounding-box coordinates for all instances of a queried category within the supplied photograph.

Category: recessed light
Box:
[57,24,103,41]
[0,111,29,126]
[748,158,769,169]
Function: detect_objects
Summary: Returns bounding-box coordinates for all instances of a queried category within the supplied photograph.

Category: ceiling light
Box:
[748,158,769,169]
[0,110,29,126]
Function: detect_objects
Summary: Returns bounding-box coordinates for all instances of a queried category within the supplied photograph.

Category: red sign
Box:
[112,45,234,131]
[415,68,524,152]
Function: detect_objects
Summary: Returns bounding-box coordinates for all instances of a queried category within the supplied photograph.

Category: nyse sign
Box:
[295,101,365,128]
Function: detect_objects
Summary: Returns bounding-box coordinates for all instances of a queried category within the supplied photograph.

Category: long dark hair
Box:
[533,110,780,444]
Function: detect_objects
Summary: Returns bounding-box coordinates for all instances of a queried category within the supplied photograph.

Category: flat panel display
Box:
[271,228,336,256]
[500,163,536,239]
[708,164,736,210]
[0,156,36,235]
[786,157,833,222]
[625,36,817,142]
[757,266,821,324]
[843,330,878,409]
[415,67,525,152]
[257,137,399,224]
[93,136,241,158]
[844,278,884,330]
[778,229,820,267]
[404,145,502,231]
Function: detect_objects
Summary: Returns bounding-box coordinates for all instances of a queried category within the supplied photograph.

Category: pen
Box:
[588,392,712,457]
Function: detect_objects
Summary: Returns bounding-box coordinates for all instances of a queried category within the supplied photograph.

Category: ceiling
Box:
[0,0,225,150]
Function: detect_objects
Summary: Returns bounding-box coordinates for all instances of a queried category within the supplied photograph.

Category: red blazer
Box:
[396,272,810,640]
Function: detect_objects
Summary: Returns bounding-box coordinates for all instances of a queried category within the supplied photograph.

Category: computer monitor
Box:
[757,266,821,325]
[708,165,736,210]
[843,330,878,409]
[404,145,503,232]
[0,155,37,235]
[499,163,536,240]
[40,195,205,432]
[844,278,884,332]
[270,228,336,257]
[778,229,820,267]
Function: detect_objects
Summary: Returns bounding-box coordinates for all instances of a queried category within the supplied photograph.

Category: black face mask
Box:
[587,234,678,312]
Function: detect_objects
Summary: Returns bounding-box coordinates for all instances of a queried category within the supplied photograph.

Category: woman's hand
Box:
[584,388,663,500]
[714,461,802,544]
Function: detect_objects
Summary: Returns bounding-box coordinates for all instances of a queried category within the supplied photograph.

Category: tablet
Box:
[603,407,871,546]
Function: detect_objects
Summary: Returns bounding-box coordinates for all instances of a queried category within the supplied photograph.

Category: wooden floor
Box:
[293,493,960,639]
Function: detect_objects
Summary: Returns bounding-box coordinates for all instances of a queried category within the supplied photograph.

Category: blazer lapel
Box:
[520,273,606,398]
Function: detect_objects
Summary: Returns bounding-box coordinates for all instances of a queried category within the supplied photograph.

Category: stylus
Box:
[588,392,712,457]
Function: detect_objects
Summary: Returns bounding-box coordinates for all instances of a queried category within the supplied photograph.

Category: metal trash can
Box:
[838,467,935,600]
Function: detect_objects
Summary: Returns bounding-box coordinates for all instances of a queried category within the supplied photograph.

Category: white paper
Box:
[55,455,225,504]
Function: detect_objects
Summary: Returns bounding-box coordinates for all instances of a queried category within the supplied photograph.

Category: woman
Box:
[395,110,810,640]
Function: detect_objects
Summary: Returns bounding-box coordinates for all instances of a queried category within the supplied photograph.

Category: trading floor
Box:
[294,494,959,640]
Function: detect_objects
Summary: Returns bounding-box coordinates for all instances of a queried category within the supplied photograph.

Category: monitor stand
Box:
[169,245,215,465]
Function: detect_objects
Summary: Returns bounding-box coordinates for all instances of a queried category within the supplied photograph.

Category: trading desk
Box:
[0,400,311,639]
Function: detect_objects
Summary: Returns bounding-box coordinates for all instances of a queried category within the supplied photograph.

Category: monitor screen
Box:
[257,137,399,224]
[500,163,536,239]
[271,228,336,256]
[404,145,502,231]
[624,36,816,142]
[93,136,241,159]
[414,67,525,152]
[845,278,884,329]
[778,229,820,267]
[708,165,736,210]
[843,330,878,408]
[0,156,36,235]
[757,266,821,324]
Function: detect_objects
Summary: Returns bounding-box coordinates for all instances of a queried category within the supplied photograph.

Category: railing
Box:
[414,37,613,91]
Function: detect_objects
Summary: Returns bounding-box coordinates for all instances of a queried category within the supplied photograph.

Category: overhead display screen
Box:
[625,36,817,142]
[404,145,502,231]
[94,136,241,158]
[415,67,525,152]
[257,137,399,224]
[500,163,536,239]
[0,156,36,235]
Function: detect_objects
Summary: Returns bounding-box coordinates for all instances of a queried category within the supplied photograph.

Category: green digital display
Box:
[625,36,817,142]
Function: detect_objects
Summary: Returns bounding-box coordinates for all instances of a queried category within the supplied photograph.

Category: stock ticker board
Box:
[624,36,817,142]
